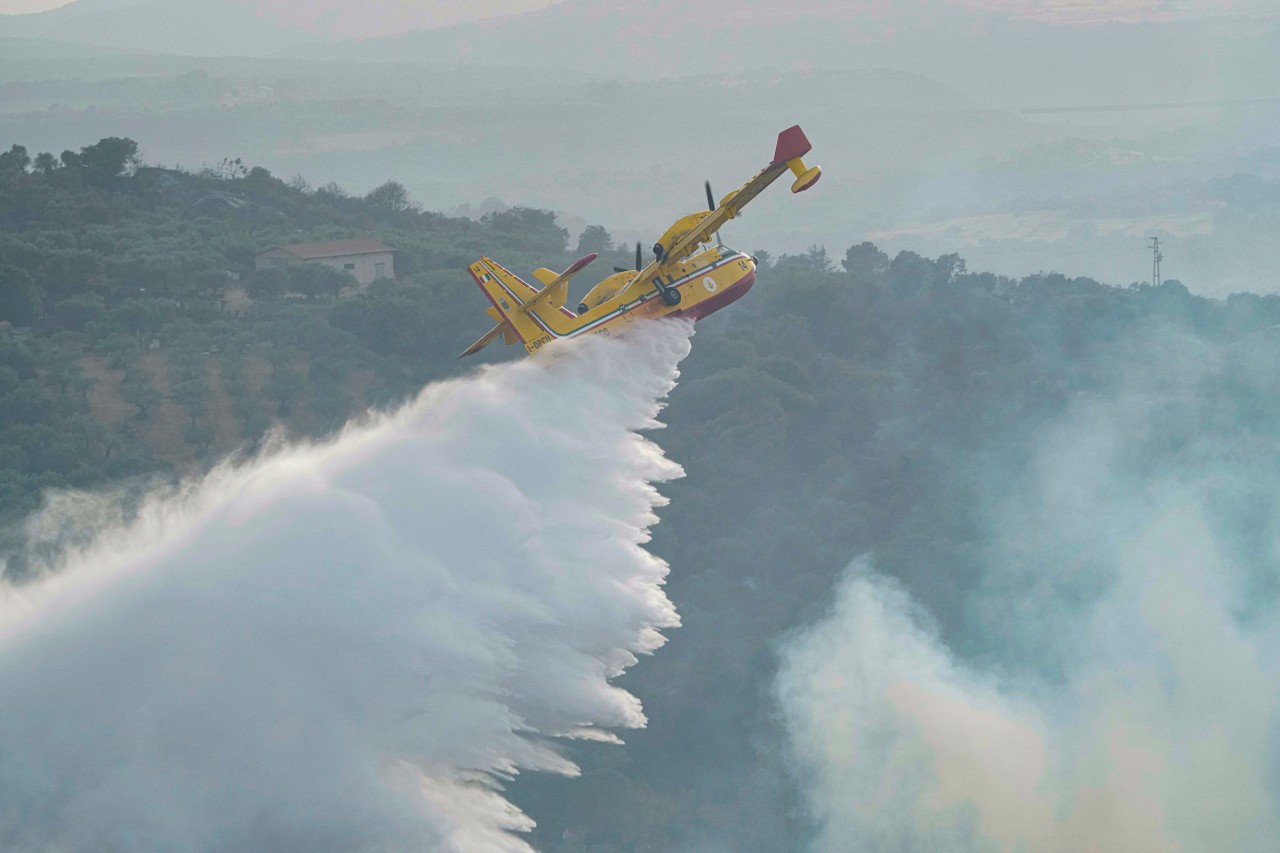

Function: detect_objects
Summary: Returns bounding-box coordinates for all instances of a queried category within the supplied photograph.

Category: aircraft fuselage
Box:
[469,245,756,356]
[460,126,818,359]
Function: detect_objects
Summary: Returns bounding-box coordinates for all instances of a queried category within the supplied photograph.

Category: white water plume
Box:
[0,321,692,852]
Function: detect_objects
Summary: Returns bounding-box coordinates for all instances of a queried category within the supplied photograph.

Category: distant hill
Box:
[0,34,150,60]
[289,0,1280,107]
[0,0,560,56]
[5,0,1276,106]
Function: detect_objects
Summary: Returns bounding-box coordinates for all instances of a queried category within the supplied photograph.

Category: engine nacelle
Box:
[653,211,714,262]
[578,270,637,312]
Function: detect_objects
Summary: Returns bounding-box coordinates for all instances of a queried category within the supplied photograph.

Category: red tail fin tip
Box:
[772,125,812,165]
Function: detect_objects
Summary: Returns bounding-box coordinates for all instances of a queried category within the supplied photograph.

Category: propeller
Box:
[613,242,644,274]
[706,180,723,247]
[613,244,681,306]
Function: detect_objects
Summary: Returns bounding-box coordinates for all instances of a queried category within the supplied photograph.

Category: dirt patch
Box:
[223,287,254,314]
[81,355,133,430]
[77,343,354,477]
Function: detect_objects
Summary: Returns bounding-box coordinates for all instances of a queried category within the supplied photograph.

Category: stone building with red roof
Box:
[254,239,395,286]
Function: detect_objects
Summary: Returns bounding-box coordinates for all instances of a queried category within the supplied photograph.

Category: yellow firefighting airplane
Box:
[460,125,821,358]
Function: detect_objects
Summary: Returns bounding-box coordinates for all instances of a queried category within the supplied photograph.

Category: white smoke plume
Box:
[777,328,1280,852]
[0,321,691,851]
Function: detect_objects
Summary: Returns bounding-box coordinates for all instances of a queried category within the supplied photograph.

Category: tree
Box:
[184,420,215,455]
[71,374,97,400]
[53,292,104,333]
[42,351,82,396]
[774,244,832,273]
[247,267,288,301]
[575,225,614,255]
[232,395,259,424]
[122,373,161,418]
[317,266,356,299]
[77,137,140,181]
[887,250,937,298]
[0,265,42,325]
[317,181,349,199]
[201,157,247,180]
[241,410,271,445]
[311,387,351,428]
[365,180,416,212]
[804,244,833,272]
[0,366,19,397]
[100,334,139,370]
[0,380,53,427]
[481,207,569,253]
[0,145,30,173]
[110,299,165,349]
[287,263,355,300]
[39,249,104,303]
[267,368,305,415]
[843,241,889,284]
[171,377,208,424]
[249,165,282,187]
[935,252,967,286]
[0,339,37,381]
[32,152,58,175]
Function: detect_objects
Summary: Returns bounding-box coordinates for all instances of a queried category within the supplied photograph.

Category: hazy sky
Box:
[961,0,1275,22]
[0,0,560,18]
[1,0,1271,22]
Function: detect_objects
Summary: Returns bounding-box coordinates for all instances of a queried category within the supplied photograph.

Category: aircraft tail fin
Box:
[462,254,599,357]
[461,258,547,357]
[773,125,821,193]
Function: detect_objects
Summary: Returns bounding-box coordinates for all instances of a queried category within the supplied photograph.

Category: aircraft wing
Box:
[518,252,598,314]
[629,257,665,291]
[459,322,505,358]
[659,125,821,267]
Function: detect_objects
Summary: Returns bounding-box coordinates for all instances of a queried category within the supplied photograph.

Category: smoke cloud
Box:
[777,324,1280,852]
[0,322,691,851]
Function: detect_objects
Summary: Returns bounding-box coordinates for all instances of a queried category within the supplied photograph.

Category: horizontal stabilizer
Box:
[519,252,598,314]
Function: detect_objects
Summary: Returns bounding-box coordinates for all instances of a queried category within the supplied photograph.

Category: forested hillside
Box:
[5,139,1280,849]
[0,138,575,570]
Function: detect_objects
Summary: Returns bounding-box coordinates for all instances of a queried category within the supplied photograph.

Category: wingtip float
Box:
[460,125,821,359]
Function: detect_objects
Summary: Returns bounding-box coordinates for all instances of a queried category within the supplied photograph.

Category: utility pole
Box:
[1148,237,1163,288]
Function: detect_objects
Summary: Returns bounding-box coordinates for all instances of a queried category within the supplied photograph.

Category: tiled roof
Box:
[264,239,394,260]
